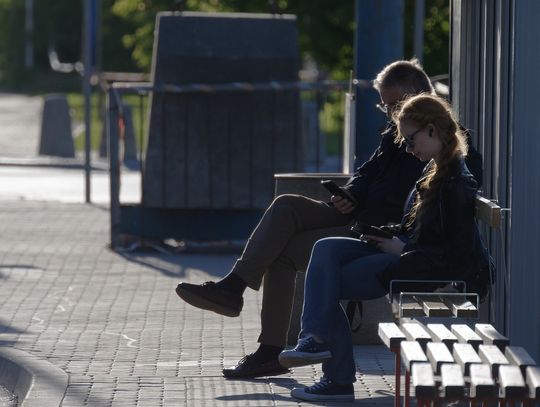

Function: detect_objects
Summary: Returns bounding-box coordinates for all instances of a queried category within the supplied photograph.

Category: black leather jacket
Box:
[381,156,478,284]
[343,122,482,226]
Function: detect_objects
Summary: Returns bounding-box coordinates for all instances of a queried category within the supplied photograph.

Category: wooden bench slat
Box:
[441,296,478,318]
[505,346,537,376]
[451,324,483,350]
[526,365,540,400]
[426,323,458,348]
[401,323,432,350]
[475,195,502,229]
[498,364,527,399]
[469,364,498,399]
[416,295,453,317]
[411,362,437,399]
[475,323,510,350]
[378,322,406,350]
[478,344,510,376]
[440,363,465,399]
[394,297,426,318]
[426,342,454,374]
[401,341,428,372]
[452,343,482,376]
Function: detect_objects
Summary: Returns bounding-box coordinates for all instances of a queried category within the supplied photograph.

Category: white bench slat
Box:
[426,323,458,348]
[426,342,454,374]
[378,322,406,350]
[401,341,428,372]
[440,363,465,399]
[452,343,482,376]
[469,363,498,399]
[505,346,537,376]
[526,365,540,400]
[475,323,510,350]
[451,324,483,350]
[498,364,527,399]
[401,323,432,350]
[478,344,510,376]
[411,362,437,399]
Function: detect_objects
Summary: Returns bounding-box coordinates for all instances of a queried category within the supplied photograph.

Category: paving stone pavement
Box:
[0,200,397,406]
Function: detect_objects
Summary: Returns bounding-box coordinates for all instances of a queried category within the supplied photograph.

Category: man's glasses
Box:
[402,126,425,149]
[376,102,396,114]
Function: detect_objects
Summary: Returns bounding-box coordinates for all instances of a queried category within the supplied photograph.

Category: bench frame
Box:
[387,195,502,407]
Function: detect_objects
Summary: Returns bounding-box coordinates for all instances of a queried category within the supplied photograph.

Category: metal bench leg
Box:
[394,348,401,407]
[405,370,411,407]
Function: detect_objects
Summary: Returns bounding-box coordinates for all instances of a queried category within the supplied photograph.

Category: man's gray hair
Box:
[373,58,434,95]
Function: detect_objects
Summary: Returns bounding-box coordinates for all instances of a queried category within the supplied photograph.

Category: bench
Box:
[379,195,505,406]
[388,195,501,322]
[379,321,540,407]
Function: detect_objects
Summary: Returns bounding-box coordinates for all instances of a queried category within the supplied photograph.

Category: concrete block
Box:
[38,94,75,158]
[274,173,394,345]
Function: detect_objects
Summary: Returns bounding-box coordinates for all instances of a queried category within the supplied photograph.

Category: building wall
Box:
[451,0,540,360]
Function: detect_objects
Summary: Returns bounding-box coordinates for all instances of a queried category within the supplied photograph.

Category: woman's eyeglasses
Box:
[402,126,425,149]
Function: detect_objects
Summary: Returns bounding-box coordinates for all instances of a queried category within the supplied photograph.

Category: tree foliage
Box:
[0,0,450,88]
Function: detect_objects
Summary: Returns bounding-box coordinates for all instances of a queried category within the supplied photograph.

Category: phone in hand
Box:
[350,222,393,239]
[321,180,356,203]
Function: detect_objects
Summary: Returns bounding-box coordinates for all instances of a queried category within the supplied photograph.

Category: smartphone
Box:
[351,222,393,239]
[321,180,356,203]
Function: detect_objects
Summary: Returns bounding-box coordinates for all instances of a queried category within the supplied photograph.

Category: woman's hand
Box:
[331,195,356,214]
[363,235,405,256]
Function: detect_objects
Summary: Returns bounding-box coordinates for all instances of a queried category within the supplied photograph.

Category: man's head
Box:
[373,59,434,117]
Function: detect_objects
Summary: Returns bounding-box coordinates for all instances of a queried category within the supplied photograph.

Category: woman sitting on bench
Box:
[278,93,479,403]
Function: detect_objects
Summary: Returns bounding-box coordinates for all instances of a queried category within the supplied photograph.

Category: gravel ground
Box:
[0,385,17,407]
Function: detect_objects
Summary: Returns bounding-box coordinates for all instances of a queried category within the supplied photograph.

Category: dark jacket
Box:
[381,157,478,285]
[343,122,483,225]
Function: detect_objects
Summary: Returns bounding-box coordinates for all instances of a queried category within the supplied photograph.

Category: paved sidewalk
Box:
[0,93,42,159]
[0,200,396,406]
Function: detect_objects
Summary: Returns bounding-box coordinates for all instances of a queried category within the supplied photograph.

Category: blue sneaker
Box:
[278,335,331,368]
[291,378,355,402]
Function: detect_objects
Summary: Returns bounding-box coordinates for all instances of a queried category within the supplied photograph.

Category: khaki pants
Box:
[231,194,354,347]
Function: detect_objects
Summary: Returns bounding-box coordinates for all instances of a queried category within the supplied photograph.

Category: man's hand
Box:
[331,195,356,214]
[363,235,405,256]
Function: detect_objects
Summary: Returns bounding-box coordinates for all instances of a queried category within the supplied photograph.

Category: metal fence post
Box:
[108,87,121,248]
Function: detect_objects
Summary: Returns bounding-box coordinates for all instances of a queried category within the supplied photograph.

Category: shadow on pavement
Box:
[117,252,235,280]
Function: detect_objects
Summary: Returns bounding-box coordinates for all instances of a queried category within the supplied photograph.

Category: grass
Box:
[66,90,344,157]
[67,92,148,153]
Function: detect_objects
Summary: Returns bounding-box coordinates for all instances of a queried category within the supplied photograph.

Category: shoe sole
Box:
[278,350,332,368]
[291,387,354,402]
[175,286,240,317]
[223,367,290,379]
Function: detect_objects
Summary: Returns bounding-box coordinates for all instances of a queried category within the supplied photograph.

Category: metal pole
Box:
[108,88,121,247]
[25,0,33,70]
[414,0,425,63]
[83,0,93,203]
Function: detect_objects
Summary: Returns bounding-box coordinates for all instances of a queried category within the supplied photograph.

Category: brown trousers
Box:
[231,194,354,347]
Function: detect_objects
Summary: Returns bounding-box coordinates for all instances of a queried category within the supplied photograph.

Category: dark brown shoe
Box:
[175,281,243,317]
[223,354,290,378]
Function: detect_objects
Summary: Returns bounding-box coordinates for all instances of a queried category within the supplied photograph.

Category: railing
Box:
[106,79,371,247]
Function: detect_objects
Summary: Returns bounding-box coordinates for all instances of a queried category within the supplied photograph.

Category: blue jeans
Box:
[300,237,399,385]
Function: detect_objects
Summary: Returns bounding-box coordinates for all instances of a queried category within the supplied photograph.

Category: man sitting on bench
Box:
[175,59,483,378]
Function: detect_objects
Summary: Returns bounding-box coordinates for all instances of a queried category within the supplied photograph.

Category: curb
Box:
[0,347,68,406]
[0,156,109,171]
